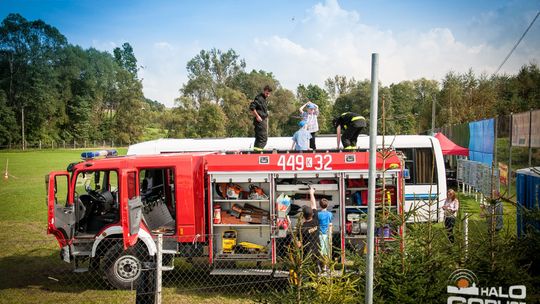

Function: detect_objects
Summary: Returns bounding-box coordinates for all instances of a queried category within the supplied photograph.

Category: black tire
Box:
[103,242,148,290]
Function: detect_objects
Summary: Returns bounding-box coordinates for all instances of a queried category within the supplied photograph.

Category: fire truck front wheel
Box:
[103,243,148,290]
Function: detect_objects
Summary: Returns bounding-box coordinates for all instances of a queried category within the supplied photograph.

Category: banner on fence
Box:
[469,118,494,165]
[499,162,508,186]
[457,159,500,196]
[512,110,540,148]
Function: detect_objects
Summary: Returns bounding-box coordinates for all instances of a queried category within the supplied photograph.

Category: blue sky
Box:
[1,0,539,107]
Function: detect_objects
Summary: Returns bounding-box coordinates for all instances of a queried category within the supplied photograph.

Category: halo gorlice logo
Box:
[447,269,527,304]
[448,269,479,295]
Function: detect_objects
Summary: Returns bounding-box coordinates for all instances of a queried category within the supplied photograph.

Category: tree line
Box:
[0,14,538,147]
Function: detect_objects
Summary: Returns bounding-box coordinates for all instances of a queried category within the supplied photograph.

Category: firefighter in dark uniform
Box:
[332,112,367,149]
[249,85,272,151]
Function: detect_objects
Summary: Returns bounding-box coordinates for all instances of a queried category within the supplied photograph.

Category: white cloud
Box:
[134,0,538,106]
[153,42,173,50]
[244,0,538,91]
[138,41,200,107]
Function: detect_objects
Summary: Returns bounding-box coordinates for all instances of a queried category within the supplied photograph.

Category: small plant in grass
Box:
[304,255,360,304]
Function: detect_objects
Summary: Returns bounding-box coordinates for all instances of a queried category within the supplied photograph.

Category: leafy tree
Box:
[231,69,280,100]
[438,72,464,125]
[268,88,297,137]
[218,87,252,137]
[196,101,227,137]
[324,75,357,102]
[143,98,166,112]
[0,90,17,145]
[412,78,439,134]
[163,102,200,138]
[389,81,417,134]
[511,63,540,112]
[333,80,371,118]
[0,13,67,142]
[110,67,145,144]
[113,42,139,77]
[182,48,246,104]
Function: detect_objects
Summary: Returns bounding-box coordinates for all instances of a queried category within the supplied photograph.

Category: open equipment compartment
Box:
[342,167,404,256]
[273,171,341,261]
[204,150,405,275]
[209,173,274,263]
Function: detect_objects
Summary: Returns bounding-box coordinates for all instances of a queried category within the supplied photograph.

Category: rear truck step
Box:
[210,268,289,277]
[160,253,175,271]
[273,270,289,278]
[73,268,89,273]
[162,265,175,271]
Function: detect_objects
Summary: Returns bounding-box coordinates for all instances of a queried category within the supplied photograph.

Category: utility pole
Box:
[431,96,436,135]
[21,106,25,150]
[365,53,379,304]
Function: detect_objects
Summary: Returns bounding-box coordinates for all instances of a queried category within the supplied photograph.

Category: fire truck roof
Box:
[127,135,439,155]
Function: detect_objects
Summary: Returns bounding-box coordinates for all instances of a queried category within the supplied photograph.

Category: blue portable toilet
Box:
[516,167,540,237]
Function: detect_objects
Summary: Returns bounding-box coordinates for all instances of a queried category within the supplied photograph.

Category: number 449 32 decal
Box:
[277,154,333,171]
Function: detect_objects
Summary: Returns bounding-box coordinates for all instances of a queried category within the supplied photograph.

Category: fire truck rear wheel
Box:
[103,243,147,290]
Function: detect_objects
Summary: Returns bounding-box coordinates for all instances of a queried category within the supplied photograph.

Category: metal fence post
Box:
[463,212,468,259]
[528,109,532,167]
[508,113,513,195]
[156,234,162,304]
[365,52,379,304]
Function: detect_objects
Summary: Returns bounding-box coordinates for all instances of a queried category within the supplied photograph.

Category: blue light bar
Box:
[81,149,118,160]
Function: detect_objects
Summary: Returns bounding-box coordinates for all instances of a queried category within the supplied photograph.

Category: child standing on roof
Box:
[299,101,319,150]
[291,120,312,151]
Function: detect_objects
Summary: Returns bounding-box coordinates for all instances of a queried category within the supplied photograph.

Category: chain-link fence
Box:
[2,204,538,303]
[0,230,371,304]
[436,109,540,199]
[0,139,126,150]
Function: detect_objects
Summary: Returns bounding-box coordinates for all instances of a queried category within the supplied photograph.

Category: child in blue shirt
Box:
[291,120,312,151]
[318,198,333,264]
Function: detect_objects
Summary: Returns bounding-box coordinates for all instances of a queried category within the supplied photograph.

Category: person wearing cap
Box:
[332,112,367,150]
[249,85,272,151]
[291,120,312,151]
[299,101,320,150]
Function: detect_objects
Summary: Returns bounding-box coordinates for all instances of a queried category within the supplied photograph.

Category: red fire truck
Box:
[47,149,404,289]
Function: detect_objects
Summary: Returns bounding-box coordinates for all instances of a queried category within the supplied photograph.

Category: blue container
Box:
[516,167,540,237]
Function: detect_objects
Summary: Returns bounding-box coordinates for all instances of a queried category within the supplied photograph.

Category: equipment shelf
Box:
[213,224,269,227]
[275,184,338,192]
[215,253,271,261]
[213,199,270,203]
[345,205,397,209]
[345,235,367,239]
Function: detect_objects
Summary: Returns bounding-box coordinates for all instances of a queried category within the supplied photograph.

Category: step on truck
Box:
[47,149,405,289]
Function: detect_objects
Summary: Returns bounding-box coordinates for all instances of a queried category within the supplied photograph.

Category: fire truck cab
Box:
[47,149,404,289]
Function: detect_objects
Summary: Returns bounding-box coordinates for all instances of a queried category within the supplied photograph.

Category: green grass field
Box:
[0,149,526,303]
[0,149,253,304]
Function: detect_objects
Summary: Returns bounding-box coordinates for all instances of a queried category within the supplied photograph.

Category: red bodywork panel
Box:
[67,153,213,244]
[49,150,402,248]
[47,171,71,248]
[204,151,402,172]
